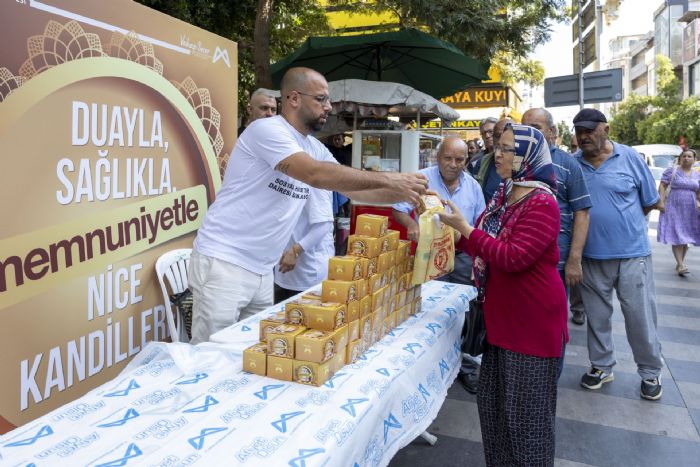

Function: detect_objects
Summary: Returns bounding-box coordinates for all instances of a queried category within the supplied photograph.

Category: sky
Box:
[527,0,659,124]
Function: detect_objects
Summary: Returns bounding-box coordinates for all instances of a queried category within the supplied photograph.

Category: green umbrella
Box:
[271,28,490,99]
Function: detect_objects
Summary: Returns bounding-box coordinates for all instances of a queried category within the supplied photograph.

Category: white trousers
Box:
[189,250,273,344]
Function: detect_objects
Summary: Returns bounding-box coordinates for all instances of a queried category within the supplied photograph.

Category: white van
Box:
[632,144,682,182]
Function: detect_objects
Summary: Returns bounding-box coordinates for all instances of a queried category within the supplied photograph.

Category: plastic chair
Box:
[155,248,191,343]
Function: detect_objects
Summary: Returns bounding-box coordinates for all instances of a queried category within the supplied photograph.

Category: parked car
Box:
[632,144,682,186]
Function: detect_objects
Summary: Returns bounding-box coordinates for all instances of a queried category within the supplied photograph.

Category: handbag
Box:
[461,290,486,356]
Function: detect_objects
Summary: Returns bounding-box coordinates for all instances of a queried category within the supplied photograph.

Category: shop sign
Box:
[440,87,508,109]
[420,120,481,129]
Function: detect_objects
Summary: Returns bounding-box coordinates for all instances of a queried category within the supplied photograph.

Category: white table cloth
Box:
[0,281,475,467]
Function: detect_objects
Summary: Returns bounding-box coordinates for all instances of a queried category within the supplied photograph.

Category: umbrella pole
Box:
[353,108,357,130]
[417,110,421,131]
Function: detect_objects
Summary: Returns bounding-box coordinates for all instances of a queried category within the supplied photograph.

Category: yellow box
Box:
[295,329,336,363]
[355,214,389,238]
[389,280,397,299]
[346,339,363,364]
[358,278,368,299]
[373,305,386,323]
[379,235,390,254]
[411,297,422,315]
[328,255,364,281]
[385,229,400,251]
[293,359,334,386]
[259,315,287,342]
[285,298,319,325]
[348,319,360,342]
[346,300,360,322]
[397,240,411,263]
[330,324,349,351]
[267,324,307,358]
[243,343,267,376]
[397,290,408,308]
[370,287,384,311]
[358,256,378,278]
[382,285,393,305]
[348,234,383,258]
[367,273,383,294]
[359,314,373,340]
[301,290,322,301]
[267,355,294,381]
[329,351,346,374]
[360,295,371,318]
[387,265,397,285]
[322,279,363,303]
[417,194,443,213]
[407,255,415,270]
[303,302,347,332]
[371,312,382,344]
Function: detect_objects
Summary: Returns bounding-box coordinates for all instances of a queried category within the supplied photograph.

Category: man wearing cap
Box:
[573,108,664,401]
[522,108,591,327]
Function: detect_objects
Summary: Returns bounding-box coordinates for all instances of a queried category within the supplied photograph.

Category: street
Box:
[391,212,700,466]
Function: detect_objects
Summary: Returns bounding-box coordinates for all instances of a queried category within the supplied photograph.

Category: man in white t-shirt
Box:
[189,67,428,344]
[273,187,335,303]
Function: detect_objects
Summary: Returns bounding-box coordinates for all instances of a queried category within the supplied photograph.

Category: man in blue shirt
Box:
[522,108,591,326]
[572,109,664,401]
[393,135,486,393]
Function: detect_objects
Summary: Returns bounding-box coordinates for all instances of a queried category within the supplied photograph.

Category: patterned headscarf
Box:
[473,123,557,292]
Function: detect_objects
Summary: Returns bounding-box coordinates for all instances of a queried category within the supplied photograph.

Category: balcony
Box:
[632,84,648,96]
[629,62,648,81]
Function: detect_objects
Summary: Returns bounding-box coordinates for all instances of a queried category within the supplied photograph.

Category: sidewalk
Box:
[391,215,700,467]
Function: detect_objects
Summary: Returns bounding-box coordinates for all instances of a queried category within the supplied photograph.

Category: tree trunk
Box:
[254,0,274,89]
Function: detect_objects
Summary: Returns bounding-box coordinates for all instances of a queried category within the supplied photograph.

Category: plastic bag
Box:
[411,208,455,285]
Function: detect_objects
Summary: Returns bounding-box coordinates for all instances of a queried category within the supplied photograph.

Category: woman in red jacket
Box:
[440,123,567,467]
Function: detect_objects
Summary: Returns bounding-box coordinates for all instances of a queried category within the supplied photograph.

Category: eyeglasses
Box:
[481,129,494,136]
[294,91,331,104]
[494,145,516,154]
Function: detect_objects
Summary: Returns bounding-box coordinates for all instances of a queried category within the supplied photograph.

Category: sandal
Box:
[678,265,690,276]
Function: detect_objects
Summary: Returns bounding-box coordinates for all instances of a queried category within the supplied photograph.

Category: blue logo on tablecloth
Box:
[439,359,450,378]
[442,307,457,317]
[426,295,444,303]
[418,384,430,402]
[271,411,305,433]
[340,398,369,417]
[104,379,140,397]
[187,427,227,450]
[183,395,218,413]
[97,408,140,428]
[403,342,423,354]
[94,443,142,467]
[383,413,402,444]
[288,448,325,467]
[3,425,53,447]
[425,323,442,334]
[241,325,252,332]
[255,384,286,400]
[324,372,345,388]
[376,368,390,377]
[176,373,209,385]
[441,284,456,290]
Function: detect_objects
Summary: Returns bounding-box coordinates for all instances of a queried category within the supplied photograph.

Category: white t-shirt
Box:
[274,187,335,291]
[194,115,337,274]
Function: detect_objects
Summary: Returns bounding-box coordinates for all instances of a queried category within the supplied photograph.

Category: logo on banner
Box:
[383,413,402,444]
[176,373,209,385]
[183,395,218,413]
[340,398,369,418]
[104,380,141,398]
[95,443,142,467]
[187,427,227,450]
[241,325,252,332]
[418,384,431,402]
[425,323,442,334]
[97,408,140,428]
[323,372,345,389]
[254,384,286,400]
[403,342,423,354]
[376,368,390,377]
[212,47,231,67]
[3,424,53,447]
[439,359,450,378]
[288,448,325,467]
[271,411,305,433]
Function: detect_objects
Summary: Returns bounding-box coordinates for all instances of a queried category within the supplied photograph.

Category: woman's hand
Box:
[657,201,665,213]
[438,199,474,239]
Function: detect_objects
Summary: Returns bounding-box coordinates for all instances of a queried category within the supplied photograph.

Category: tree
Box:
[136,0,331,113]
[328,0,567,86]
[556,120,572,149]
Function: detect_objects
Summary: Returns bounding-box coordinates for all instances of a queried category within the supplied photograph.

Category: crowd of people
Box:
[187,66,700,466]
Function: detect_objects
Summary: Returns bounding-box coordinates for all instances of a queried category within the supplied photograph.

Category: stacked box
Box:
[243,213,423,386]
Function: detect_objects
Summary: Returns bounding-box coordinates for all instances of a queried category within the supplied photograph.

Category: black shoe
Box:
[640,377,663,401]
[458,372,479,394]
[580,368,614,390]
[572,310,585,325]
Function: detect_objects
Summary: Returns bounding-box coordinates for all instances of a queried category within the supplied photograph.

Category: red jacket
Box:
[456,191,568,358]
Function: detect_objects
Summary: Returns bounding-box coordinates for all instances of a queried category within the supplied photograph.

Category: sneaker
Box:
[640,377,663,401]
[580,368,614,390]
[572,310,585,325]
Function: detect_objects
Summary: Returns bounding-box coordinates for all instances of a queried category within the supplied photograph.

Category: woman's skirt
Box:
[477,344,560,467]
